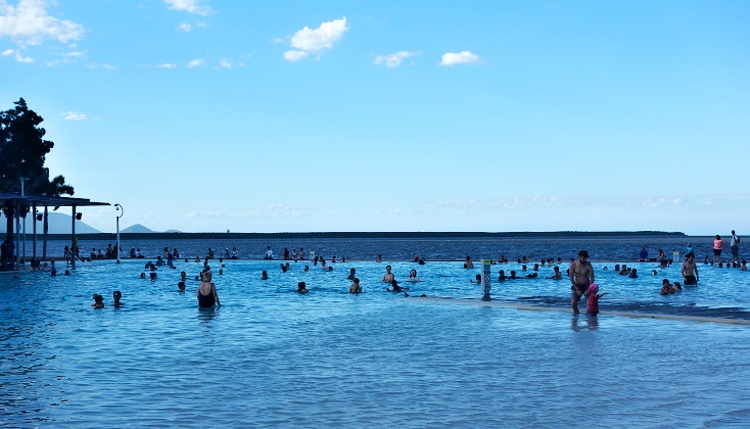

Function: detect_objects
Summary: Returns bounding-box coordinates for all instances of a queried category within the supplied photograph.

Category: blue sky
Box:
[2,0,748,234]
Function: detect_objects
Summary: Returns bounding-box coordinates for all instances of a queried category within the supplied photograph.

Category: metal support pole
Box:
[115,204,123,262]
[32,204,37,260]
[20,178,26,265]
[71,205,76,270]
[14,201,20,271]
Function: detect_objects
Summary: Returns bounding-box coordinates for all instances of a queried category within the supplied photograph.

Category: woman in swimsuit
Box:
[197,271,221,308]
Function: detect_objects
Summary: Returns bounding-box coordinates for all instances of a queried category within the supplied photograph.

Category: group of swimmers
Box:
[81,239,749,311]
[91,290,122,308]
[660,279,683,295]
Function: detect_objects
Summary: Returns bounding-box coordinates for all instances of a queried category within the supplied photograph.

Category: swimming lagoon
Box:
[2,258,750,428]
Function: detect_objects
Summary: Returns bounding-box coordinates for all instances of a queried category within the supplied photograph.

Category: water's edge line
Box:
[410,296,750,326]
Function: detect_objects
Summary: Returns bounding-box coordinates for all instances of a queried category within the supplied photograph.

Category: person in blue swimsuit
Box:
[197,271,220,308]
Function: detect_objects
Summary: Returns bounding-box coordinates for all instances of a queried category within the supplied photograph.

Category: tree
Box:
[1,98,75,253]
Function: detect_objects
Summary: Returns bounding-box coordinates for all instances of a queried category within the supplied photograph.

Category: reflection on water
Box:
[196,306,219,323]
[570,314,599,331]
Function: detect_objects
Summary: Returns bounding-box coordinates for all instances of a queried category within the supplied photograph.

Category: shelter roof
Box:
[0,192,110,208]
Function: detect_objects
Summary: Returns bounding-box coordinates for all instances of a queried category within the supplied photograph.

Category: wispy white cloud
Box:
[15,51,32,62]
[219,58,231,69]
[187,58,204,68]
[62,111,87,121]
[440,51,481,66]
[374,51,419,68]
[164,0,212,16]
[284,17,348,61]
[0,0,84,44]
[0,47,30,62]
[178,23,192,32]
[87,62,117,70]
[283,50,308,62]
[157,62,177,69]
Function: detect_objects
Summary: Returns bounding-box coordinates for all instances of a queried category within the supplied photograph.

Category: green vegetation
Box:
[1,98,75,255]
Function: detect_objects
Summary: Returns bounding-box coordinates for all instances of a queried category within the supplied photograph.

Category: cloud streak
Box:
[187,58,205,68]
[2,47,32,62]
[374,51,419,68]
[62,111,87,121]
[164,0,212,16]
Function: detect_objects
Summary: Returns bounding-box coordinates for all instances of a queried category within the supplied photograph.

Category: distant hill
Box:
[122,224,154,233]
[16,212,102,234]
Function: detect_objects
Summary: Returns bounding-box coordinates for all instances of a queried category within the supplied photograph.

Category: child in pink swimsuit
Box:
[586,284,608,315]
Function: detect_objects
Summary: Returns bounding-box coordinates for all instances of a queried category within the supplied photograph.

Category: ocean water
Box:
[17,234,725,262]
[2,254,750,428]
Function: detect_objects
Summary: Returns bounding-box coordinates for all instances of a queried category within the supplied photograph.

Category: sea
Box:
[19,233,720,262]
[2,234,749,428]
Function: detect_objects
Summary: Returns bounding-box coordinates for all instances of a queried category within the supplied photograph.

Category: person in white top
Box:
[730,230,740,264]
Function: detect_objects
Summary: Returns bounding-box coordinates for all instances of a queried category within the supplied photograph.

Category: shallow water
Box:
[2,259,750,428]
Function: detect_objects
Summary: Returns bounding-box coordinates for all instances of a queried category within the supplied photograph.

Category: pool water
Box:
[2,259,750,428]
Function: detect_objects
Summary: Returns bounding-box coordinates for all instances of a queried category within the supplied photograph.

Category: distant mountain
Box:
[164,229,183,233]
[16,212,102,234]
[122,224,154,233]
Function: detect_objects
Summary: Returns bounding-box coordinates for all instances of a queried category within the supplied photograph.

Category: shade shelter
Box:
[1,192,110,271]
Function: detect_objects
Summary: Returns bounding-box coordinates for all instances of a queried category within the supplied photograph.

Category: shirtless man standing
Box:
[382,265,395,283]
[681,252,699,285]
[569,250,594,314]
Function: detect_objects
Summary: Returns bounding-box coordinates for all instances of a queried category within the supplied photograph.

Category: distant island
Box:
[43,231,688,240]
[16,213,691,239]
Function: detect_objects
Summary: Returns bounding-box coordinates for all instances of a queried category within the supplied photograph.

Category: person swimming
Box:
[660,279,673,295]
[382,265,394,283]
[464,256,474,269]
[297,282,309,294]
[92,294,104,309]
[387,280,409,297]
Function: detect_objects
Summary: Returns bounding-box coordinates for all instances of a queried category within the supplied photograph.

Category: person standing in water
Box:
[569,250,594,314]
[713,235,723,264]
[197,271,220,308]
[681,252,699,285]
[730,230,740,264]
[586,284,607,316]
